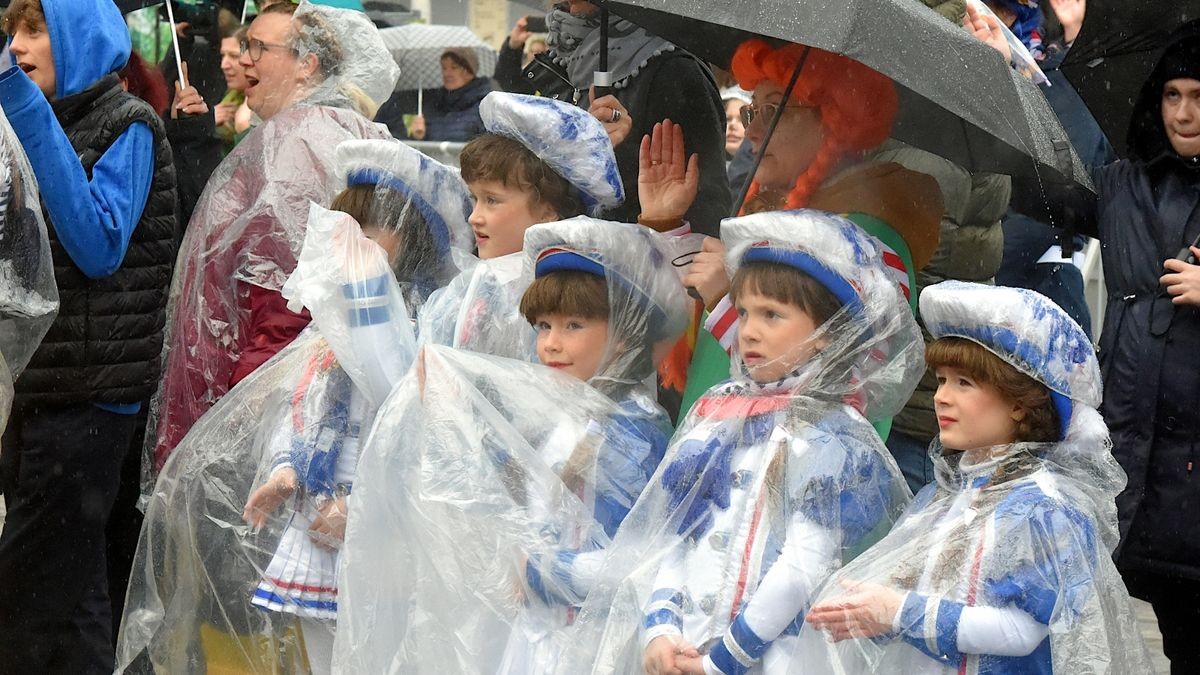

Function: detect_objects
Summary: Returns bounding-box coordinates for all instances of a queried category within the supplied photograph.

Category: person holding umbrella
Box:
[1011,17,1200,673]
[522,0,731,236]
[0,0,179,671]
[407,47,496,142]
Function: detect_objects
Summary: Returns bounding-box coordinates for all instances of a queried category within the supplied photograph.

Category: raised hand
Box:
[963,2,1012,64]
[638,119,700,222]
[1048,0,1086,44]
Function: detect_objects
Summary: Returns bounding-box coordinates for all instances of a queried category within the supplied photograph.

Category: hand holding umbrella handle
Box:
[1176,232,1200,264]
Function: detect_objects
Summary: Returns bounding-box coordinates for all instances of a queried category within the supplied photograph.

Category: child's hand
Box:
[638,120,700,223]
[962,3,1012,64]
[308,495,349,551]
[674,655,706,674]
[682,236,729,310]
[1161,248,1200,307]
[643,635,698,675]
[805,579,904,641]
[242,467,299,530]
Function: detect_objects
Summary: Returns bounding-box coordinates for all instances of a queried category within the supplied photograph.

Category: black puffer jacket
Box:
[1012,27,1200,583]
[518,50,731,236]
[16,75,178,406]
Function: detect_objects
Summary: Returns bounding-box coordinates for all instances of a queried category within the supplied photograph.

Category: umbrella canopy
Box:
[379,24,499,91]
[596,0,1090,189]
[1061,0,1200,158]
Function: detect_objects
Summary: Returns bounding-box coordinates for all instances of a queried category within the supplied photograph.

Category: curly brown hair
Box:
[1,0,44,36]
[459,134,585,221]
[926,336,1060,443]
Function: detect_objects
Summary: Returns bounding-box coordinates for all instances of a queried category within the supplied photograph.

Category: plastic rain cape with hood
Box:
[552,209,923,675]
[0,109,57,436]
[148,0,399,472]
[415,91,625,363]
[791,281,1151,674]
[333,217,689,674]
[114,141,472,674]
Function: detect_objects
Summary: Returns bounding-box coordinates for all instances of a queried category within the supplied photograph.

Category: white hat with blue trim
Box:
[479,92,624,217]
[919,280,1101,440]
[335,138,474,257]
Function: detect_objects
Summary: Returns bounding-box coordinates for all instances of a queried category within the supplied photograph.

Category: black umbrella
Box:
[595,0,1090,192]
[1060,0,1200,158]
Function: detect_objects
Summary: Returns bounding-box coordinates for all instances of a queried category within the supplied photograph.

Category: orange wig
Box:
[731,40,899,210]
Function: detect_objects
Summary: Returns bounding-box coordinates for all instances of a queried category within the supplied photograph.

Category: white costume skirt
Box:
[251,498,340,620]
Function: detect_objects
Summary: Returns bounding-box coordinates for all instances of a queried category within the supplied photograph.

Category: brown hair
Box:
[460,134,586,220]
[926,337,1060,443]
[2,0,44,35]
[519,270,609,324]
[729,260,841,326]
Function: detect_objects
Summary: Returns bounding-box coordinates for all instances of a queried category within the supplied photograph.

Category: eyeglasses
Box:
[238,37,297,62]
[739,102,815,127]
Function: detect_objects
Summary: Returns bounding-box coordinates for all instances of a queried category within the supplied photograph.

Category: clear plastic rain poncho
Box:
[0,109,56,435]
[148,0,399,470]
[334,218,690,674]
[415,91,626,363]
[556,210,925,675]
[116,140,473,674]
[792,281,1151,674]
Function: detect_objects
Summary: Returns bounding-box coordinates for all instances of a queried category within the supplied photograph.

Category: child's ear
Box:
[1010,405,1026,422]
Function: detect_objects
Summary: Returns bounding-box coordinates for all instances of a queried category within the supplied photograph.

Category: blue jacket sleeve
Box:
[0,66,154,279]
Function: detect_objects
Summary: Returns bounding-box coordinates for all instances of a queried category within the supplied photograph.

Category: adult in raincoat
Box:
[557,210,922,675]
[799,282,1151,674]
[1011,20,1200,673]
[150,0,398,470]
[333,217,689,673]
[0,0,175,670]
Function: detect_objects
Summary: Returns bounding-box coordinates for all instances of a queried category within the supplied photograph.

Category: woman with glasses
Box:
[148,2,397,501]
[674,40,946,429]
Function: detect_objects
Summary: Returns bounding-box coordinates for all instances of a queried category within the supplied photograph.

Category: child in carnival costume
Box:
[113,138,471,675]
[802,282,1152,673]
[497,217,692,673]
[559,209,923,675]
[332,217,688,673]
[416,90,624,362]
[242,138,473,672]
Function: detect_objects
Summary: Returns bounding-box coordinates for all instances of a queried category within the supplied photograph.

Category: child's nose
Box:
[468,205,485,226]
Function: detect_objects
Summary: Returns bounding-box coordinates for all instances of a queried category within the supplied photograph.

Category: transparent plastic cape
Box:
[149,86,394,471]
[554,211,924,674]
[791,426,1152,674]
[333,345,675,674]
[0,107,57,433]
[118,331,388,673]
[417,250,538,361]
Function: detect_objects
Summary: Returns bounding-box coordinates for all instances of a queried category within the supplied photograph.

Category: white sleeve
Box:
[739,516,838,642]
[956,605,1049,657]
[642,543,688,647]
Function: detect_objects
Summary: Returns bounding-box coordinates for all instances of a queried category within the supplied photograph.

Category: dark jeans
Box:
[0,403,137,675]
[1123,571,1200,675]
[885,428,935,495]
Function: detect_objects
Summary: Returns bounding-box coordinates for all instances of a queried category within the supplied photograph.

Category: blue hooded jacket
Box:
[0,0,155,283]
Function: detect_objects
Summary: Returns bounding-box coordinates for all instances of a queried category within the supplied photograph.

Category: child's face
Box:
[360,224,402,264]
[735,289,822,384]
[933,366,1021,452]
[467,179,559,260]
[534,314,609,382]
[8,19,56,99]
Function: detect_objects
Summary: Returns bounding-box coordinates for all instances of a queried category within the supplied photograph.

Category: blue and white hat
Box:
[335,139,473,256]
[919,281,1101,440]
[479,92,624,217]
[524,217,688,341]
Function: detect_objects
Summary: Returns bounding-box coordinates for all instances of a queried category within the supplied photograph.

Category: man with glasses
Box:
[150,2,397,476]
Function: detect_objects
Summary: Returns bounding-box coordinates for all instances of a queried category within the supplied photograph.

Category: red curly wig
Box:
[731,40,899,210]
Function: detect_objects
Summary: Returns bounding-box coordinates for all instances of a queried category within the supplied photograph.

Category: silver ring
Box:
[609,109,622,123]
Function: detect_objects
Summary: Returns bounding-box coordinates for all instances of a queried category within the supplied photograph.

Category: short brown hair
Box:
[460,134,586,220]
[2,0,44,35]
[926,337,1060,443]
[519,270,609,324]
[729,260,842,326]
